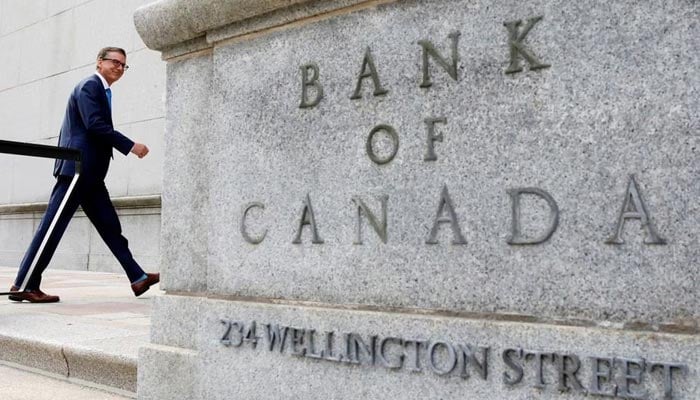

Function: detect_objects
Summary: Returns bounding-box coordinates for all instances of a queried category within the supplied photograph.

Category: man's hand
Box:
[130,143,149,158]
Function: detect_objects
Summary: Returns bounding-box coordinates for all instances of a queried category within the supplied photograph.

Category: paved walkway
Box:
[0,267,161,397]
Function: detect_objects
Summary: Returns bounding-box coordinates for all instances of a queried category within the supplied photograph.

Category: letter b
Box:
[299,63,323,108]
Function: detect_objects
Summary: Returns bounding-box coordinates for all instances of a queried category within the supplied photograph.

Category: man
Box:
[9,47,159,303]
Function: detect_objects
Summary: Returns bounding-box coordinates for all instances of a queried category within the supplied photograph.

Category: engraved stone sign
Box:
[134,1,698,399]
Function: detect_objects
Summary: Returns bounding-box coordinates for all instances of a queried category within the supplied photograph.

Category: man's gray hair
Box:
[96,47,126,69]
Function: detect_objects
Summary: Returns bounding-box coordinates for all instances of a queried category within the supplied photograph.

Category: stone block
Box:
[155,297,699,400]
[199,0,698,327]
[138,0,699,398]
[159,54,211,293]
[150,295,204,350]
[138,344,201,400]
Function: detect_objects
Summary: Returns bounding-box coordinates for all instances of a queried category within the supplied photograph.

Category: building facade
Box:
[0,0,165,275]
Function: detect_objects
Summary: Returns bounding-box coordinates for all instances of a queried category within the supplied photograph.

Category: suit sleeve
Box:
[76,80,134,155]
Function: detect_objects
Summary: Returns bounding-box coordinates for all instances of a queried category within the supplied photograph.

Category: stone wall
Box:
[0,0,165,273]
[135,1,698,399]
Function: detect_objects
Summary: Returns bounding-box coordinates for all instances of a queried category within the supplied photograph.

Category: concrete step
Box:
[0,267,160,398]
[0,363,131,400]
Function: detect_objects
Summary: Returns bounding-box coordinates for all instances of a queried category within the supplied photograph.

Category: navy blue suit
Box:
[15,74,146,289]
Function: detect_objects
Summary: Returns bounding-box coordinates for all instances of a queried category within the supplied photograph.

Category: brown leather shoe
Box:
[131,273,160,297]
[8,286,60,303]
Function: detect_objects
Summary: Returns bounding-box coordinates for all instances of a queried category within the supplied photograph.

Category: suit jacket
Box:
[54,74,134,182]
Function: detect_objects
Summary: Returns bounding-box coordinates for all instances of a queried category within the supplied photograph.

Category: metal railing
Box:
[0,139,81,295]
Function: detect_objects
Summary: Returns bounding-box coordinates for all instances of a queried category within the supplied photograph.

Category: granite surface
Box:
[142,0,699,398]
[194,0,699,326]
[160,54,212,292]
[142,296,699,400]
[134,0,317,51]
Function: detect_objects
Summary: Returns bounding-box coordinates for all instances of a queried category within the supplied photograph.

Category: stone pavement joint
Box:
[0,267,160,397]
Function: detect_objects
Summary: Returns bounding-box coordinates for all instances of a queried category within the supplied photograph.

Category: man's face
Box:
[96,51,127,85]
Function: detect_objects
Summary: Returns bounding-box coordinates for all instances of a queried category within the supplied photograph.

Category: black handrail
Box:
[0,139,81,172]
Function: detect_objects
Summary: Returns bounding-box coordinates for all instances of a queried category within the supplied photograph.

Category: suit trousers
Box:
[14,175,146,290]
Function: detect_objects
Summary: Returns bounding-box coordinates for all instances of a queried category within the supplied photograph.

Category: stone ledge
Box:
[134,0,315,51]
[135,0,390,57]
[0,334,137,395]
[0,195,161,215]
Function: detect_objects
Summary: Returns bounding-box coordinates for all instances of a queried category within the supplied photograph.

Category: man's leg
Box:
[80,182,146,283]
[14,176,81,290]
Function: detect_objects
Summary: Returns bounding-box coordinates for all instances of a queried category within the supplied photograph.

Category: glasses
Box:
[101,58,129,70]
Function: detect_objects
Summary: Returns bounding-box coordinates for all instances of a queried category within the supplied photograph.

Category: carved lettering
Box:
[507,187,560,245]
[241,321,260,348]
[503,348,525,385]
[378,337,405,369]
[292,194,324,244]
[304,329,325,360]
[351,47,388,99]
[224,321,245,347]
[617,358,646,399]
[590,356,618,397]
[220,319,233,347]
[220,321,689,397]
[241,202,267,244]
[424,117,447,161]
[426,184,467,245]
[299,63,323,108]
[418,31,460,88]
[504,16,551,74]
[650,362,687,400]
[352,195,388,244]
[525,351,552,389]
[366,124,399,165]
[346,333,376,365]
[403,339,425,373]
[322,331,343,362]
[428,341,458,376]
[289,327,306,357]
[264,324,288,353]
[458,344,489,380]
[555,353,586,393]
[606,175,666,245]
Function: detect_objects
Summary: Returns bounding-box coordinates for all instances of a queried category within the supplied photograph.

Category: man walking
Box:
[9,47,159,303]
